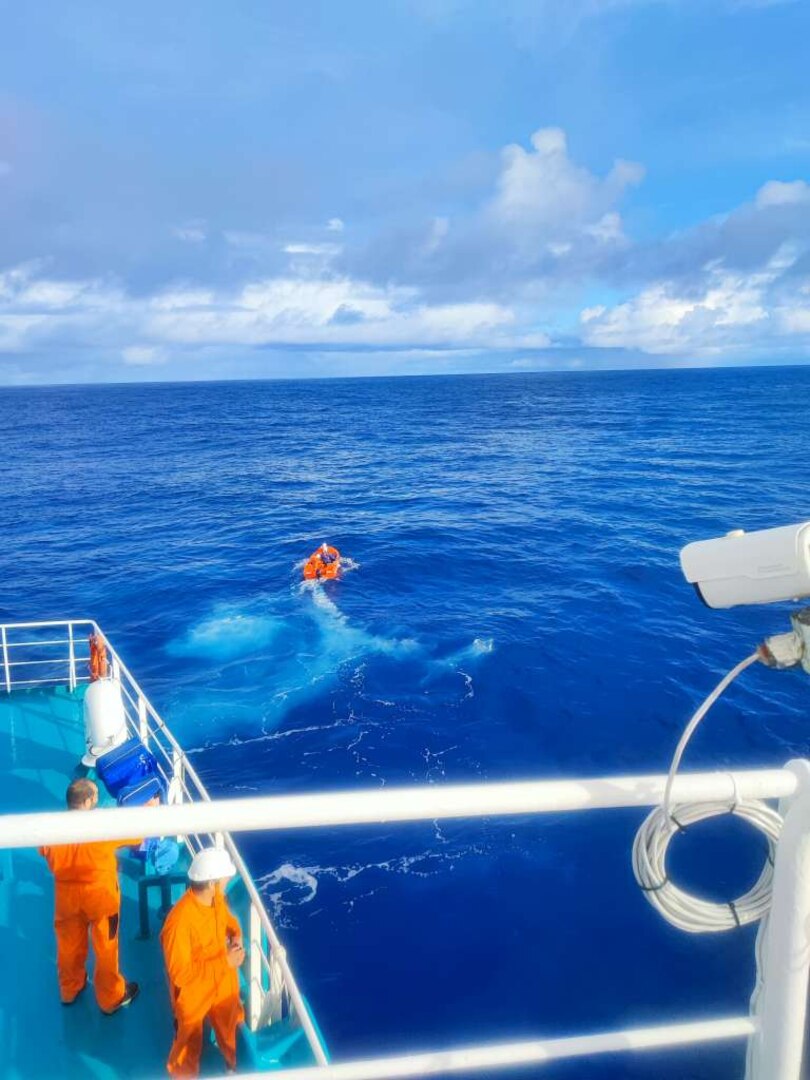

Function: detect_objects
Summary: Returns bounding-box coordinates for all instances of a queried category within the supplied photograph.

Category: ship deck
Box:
[0,684,317,1078]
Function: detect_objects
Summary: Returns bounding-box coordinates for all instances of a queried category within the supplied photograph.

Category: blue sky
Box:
[1,0,810,383]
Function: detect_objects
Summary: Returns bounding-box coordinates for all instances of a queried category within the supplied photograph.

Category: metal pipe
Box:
[0,769,795,850]
[748,759,810,1079]
[0,619,95,630]
[4,658,77,668]
[1,627,9,694]
[67,623,76,691]
[3,638,74,648]
[241,1016,755,1079]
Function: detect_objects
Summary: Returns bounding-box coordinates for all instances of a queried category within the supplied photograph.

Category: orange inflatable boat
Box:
[303,544,341,581]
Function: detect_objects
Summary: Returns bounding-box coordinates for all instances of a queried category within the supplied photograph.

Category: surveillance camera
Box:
[680,521,810,609]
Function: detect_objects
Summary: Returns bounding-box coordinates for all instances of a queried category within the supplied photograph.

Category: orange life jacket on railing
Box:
[89,633,108,682]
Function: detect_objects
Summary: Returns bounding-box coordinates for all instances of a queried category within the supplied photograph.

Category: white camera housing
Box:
[680,521,810,609]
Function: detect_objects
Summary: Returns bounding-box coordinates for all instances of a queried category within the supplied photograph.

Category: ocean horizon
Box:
[4,359,810,391]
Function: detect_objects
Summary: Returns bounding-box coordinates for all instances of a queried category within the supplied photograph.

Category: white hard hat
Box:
[188,846,237,883]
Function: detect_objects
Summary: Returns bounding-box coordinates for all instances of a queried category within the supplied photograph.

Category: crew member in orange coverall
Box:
[39,778,141,1012]
[161,846,245,1076]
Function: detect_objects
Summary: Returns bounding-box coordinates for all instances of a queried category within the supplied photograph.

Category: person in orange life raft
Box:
[303,542,341,580]
[39,778,142,1013]
[160,846,246,1077]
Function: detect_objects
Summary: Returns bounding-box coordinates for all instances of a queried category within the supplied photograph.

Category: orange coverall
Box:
[160,887,245,1076]
[40,838,139,1011]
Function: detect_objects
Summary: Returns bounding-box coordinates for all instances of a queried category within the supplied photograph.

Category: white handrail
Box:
[0,619,97,631]
[240,1016,756,1079]
[0,768,795,848]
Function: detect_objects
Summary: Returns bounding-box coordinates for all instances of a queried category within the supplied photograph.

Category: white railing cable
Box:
[0,770,796,850]
[240,1016,755,1080]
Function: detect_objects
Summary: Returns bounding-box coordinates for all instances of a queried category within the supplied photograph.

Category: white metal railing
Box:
[242,1017,757,1079]
[3,622,809,1079]
[0,768,797,843]
[0,619,94,692]
[0,620,328,1066]
[0,765,805,1078]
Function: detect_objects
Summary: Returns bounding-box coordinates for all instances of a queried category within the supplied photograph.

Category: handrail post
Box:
[267,950,284,1025]
[67,623,77,692]
[1,627,10,694]
[172,748,185,793]
[248,902,264,1031]
[747,759,810,1080]
[138,696,148,743]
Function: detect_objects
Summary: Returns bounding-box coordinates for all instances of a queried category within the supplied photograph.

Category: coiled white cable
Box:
[632,652,783,933]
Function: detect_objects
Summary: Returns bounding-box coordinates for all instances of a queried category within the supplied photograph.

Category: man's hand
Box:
[226,940,245,968]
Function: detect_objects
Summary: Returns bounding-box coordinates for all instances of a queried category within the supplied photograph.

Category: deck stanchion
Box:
[67,623,76,692]
[138,695,148,742]
[747,759,810,1080]
[1,627,9,693]
[248,902,264,1031]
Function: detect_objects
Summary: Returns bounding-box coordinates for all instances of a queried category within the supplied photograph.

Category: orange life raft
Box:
[303,544,341,581]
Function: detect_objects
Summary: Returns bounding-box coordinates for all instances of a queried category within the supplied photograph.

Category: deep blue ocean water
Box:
[2,367,809,1079]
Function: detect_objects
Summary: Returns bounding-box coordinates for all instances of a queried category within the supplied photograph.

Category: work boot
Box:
[102,981,140,1015]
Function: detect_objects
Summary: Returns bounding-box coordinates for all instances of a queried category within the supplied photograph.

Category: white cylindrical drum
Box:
[82,678,128,766]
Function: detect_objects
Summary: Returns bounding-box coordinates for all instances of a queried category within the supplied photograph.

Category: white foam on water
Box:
[168,577,419,743]
[420,636,495,687]
[256,841,492,922]
[261,863,320,904]
[304,578,419,660]
[167,610,286,661]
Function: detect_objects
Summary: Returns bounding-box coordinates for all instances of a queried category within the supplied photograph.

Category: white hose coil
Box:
[632,798,781,933]
[633,651,784,933]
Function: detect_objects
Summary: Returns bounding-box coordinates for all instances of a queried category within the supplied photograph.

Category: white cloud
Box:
[121,345,167,365]
[0,262,547,358]
[755,180,810,208]
[422,217,449,256]
[490,127,643,233]
[282,242,341,256]
[147,276,537,349]
[579,254,799,355]
[2,123,809,372]
[172,222,207,244]
[358,125,646,292]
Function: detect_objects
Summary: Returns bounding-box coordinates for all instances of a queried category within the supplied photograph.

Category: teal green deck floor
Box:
[0,686,320,1078]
